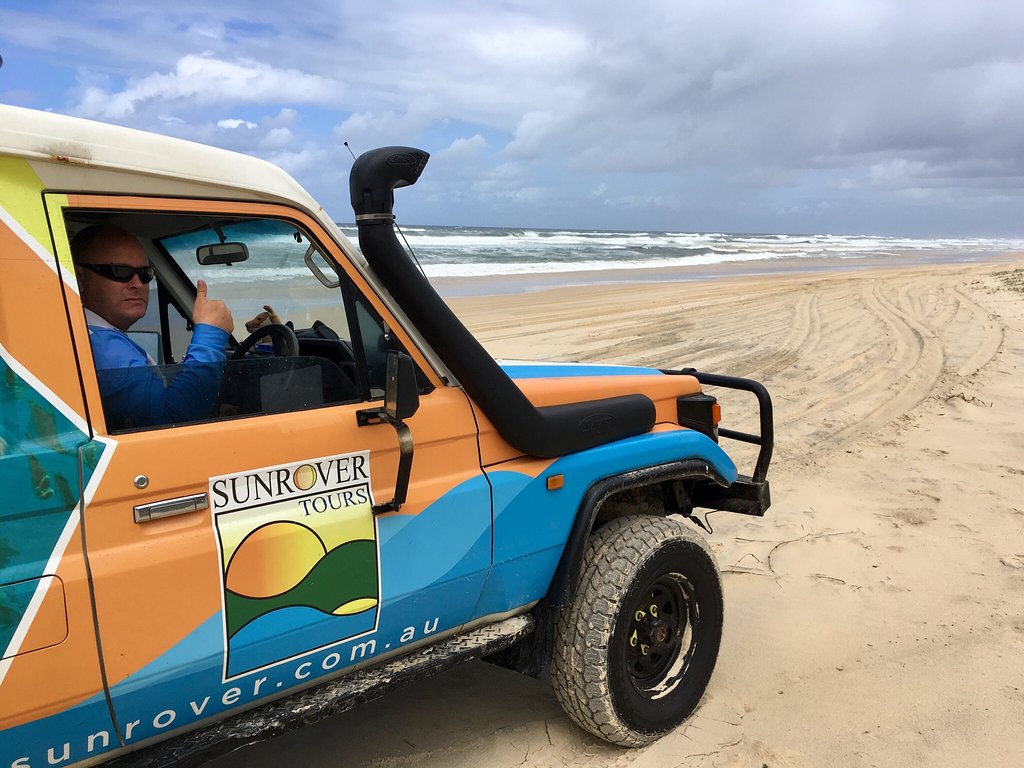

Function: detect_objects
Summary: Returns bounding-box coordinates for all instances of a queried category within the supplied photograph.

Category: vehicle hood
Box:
[497,360,664,380]
[496,359,700,425]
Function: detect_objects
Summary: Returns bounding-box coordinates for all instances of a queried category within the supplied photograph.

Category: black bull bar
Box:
[665,368,774,516]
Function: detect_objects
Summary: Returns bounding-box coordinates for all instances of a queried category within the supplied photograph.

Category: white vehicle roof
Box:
[0,105,458,386]
[0,105,330,225]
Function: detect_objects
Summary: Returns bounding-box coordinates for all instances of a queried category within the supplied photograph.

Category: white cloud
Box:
[491,162,526,180]
[72,53,343,119]
[264,108,298,129]
[505,111,563,160]
[217,118,256,129]
[332,109,434,154]
[264,146,334,178]
[869,158,930,186]
[260,127,293,149]
[436,135,487,164]
[469,180,546,204]
[186,21,225,41]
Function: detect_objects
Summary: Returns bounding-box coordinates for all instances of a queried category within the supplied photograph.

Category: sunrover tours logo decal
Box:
[211,451,380,680]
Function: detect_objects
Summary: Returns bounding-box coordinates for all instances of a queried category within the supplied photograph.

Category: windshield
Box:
[160,219,345,340]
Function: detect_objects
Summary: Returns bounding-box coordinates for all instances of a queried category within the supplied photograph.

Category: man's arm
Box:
[92,327,228,429]
[92,280,234,430]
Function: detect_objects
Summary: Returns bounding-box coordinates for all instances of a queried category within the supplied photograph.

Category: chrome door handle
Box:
[134,493,209,523]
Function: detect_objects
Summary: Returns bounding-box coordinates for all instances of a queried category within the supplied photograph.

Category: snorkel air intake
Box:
[350,147,655,458]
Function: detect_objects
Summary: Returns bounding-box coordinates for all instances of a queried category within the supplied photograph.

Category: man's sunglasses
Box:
[76,263,156,284]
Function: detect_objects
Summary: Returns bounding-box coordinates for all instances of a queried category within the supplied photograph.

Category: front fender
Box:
[543,458,729,609]
[478,427,734,616]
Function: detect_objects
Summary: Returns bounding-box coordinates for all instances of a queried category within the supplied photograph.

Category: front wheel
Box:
[550,515,723,746]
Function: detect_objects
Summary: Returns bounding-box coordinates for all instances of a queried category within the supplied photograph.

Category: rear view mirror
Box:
[304,243,340,288]
[197,242,249,265]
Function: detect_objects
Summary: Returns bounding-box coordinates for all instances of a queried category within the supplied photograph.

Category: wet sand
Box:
[214,256,1024,767]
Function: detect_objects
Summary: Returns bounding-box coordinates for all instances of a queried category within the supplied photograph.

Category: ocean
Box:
[337,225,1024,294]
[193,224,1024,307]
[340,224,1024,276]
[186,223,1022,331]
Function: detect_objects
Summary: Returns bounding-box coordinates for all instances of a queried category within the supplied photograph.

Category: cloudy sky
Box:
[1,0,1022,236]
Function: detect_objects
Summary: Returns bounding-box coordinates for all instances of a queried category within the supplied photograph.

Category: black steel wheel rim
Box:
[625,572,694,694]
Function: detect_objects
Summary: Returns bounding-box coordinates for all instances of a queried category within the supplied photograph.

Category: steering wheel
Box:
[230,323,299,360]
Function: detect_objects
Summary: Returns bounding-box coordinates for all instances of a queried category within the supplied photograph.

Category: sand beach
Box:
[215,255,1024,767]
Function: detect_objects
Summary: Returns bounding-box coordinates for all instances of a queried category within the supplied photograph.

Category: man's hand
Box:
[193,279,233,332]
[245,304,282,333]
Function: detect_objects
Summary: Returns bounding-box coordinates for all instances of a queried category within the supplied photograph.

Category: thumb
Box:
[196,279,208,303]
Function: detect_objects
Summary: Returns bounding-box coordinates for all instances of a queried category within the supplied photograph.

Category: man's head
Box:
[71,224,153,332]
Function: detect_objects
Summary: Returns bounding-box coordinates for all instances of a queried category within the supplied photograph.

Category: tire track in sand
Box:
[770,282,902,452]
[801,280,945,456]
[949,285,1005,378]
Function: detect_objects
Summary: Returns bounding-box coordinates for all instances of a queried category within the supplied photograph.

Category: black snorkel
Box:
[350,147,655,458]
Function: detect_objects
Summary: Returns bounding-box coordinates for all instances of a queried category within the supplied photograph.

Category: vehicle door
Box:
[47,195,491,753]
[0,172,117,768]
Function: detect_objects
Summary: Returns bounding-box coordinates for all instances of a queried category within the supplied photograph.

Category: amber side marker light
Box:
[677,393,720,442]
[546,474,565,491]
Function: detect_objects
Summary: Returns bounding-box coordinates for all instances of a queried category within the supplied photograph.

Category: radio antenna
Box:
[343,141,356,160]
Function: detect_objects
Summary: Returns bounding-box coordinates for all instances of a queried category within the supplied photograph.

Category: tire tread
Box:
[550,515,721,746]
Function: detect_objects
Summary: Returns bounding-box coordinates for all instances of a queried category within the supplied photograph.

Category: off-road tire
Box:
[550,515,723,746]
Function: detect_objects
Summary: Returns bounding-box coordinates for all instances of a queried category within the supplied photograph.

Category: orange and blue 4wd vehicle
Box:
[0,107,773,766]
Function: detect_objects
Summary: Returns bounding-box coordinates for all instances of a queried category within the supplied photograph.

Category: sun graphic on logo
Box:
[292,463,317,491]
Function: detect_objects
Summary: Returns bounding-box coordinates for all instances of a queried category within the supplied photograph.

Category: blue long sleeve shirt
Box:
[86,311,229,430]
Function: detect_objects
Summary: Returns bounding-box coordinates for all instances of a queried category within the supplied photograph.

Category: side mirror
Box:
[384,351,420,421]
[197,242,249,266]
[356,350,420,515]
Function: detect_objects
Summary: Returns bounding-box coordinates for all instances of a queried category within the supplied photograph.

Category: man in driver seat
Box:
[72,223,235,430]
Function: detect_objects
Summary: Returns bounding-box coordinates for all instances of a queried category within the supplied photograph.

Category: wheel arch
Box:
[542,459,728,610]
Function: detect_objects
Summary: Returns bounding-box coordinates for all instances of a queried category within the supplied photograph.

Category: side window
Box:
[349,290,392,396]
[66,211,414,434]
